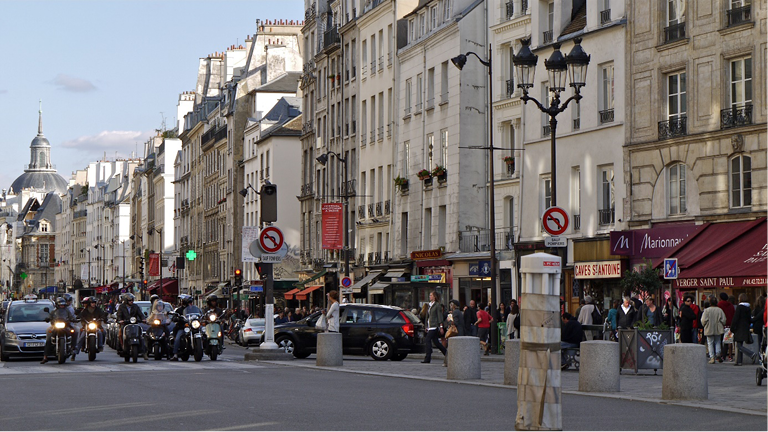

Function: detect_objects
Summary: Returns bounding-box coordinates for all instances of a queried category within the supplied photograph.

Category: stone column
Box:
[578,340,620,392]
[446,336,481,380]
[662,344,707,400]
[515,253,562,431]
[504,339,520,386]
[316,332,343,366]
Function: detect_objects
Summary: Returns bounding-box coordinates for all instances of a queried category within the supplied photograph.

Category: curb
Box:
[255,360,766,417]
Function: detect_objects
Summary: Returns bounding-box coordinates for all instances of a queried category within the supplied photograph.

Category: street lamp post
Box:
[149,228,163,301]
[316,152,350,279]
[451,45,500,354]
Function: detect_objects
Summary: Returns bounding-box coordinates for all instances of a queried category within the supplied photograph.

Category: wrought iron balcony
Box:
[506,79,515,97]
[341,179,356,197]
[598,208,615,225]
[368,203,375,218]
[386,123,391,138]
[521,0,528,13]
[323,27,340,50]
[600,9,611,25]
[371,59,377,74]
[387,52,392,66]
[543,125,551,136]
[378,126,384,140]
[721,104,753,129]
[383,251,389,263]
[599,109,614,124]
[505,1,514,20]
[375,202,383,216]
[658,116,687,140]
[378,56,383,72]
[384,199,391,215]
[374,252,381,264]
[358,205,365,219]
[302,119,314,135]
[300,183,314,197]
[573,118,580,130]
[663,22,686,43]
[543,30,553,44]
[727,5,751,27]
[370,131,375,142]
[573,214,581,231]
[357,254,364,266]
[367,252,374,265]
[459,227,516,252]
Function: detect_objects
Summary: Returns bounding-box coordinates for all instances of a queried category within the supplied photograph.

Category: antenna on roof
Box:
[160,112,166,132]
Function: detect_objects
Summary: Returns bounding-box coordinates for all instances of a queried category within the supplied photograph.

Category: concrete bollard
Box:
[316,332,343,367]
[446,336,481,380]
[504,339,521,386]
[579,340,620,392]
[662,343,708,400]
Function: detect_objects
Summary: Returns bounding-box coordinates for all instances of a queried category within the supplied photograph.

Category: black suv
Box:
[265,304,425,360]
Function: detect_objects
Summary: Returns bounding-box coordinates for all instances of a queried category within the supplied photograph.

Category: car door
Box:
[342,306,375,354]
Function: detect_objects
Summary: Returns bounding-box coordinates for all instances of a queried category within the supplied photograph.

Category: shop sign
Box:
[675,276,767,289]
[574,260,623,279]
[410,274,445,283]
[321,203,344,250]
[469,261,492,276]
[609,225,700,257]
[410,249,442,260]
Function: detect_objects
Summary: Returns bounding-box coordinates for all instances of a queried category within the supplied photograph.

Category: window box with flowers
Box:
[432,165,447,183]
[417,169,433,187]
[394,176,409,192]
[503,156,515,175]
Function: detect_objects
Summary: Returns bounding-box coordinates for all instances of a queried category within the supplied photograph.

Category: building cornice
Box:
[627,123,767,152]
[490,15,531,34]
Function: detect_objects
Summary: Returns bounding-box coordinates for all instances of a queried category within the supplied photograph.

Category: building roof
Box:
[560,2,587,38]
[258,97,302,143]
[255,71,301,93]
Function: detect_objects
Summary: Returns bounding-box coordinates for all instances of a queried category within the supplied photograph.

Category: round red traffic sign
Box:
[259,226,284,254]
[542,207,569,236]
[341,277,352,288]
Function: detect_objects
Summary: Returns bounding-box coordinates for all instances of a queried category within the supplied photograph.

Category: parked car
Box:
[0,298,55,361]
[263,304,425,361]
[239,318,266,346]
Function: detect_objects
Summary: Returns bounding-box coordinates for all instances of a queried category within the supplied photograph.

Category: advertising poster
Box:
[242,226,260,262]
[148,253,160,277]
[322,203,344,250]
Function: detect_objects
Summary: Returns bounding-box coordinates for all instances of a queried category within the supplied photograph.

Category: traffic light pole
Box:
[260,262,278,349]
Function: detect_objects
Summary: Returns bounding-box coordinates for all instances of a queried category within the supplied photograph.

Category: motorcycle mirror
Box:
[144,312,149,317]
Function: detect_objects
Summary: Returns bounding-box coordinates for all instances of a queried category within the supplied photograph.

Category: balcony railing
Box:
[573,118,580,130]
[721,104,753,129]
[543,124,551,136]
[426,98,435,109]
[374,252,382,264]
[358,205,365,219]
[368,203,375,218]
[378,126,384,140]
[598,208,615,225]
[522,0,528,13]
[375,202,383,217]
[506,79,515,97]
[378,56,383,72]
[599,109,614,124]
[323,27,340,50]
[404,106,412,116]
[727,5,751,27]
[361,134,367,145]
[367,252,374,265]
[658,116,687,140]
[351,120,357,134]
[506,2,514,20]
[459,227,516,252]
[386,123,392,138]
[415,102,423,112]
[357,254,364,266]
[600,9,611,25]
[384,199,391,215]
[370,131,375,142]
[573,214,581,231]
[663,22,686,43]
[543,30,553,44]
[341,179,356,197]
[300,183,314,197]
[387,52,392,66]
[371,59,377,74]
[302,119,314,135]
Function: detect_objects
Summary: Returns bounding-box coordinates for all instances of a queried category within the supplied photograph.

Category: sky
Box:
[0,0,304,191]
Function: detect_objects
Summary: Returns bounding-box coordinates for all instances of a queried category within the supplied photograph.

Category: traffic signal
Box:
[234,268,243,287]
[139,257,145,275]
[143,279,148,287]
[255,263,264,278]
[260,183,277,223]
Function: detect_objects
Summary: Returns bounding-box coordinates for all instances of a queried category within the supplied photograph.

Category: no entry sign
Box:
[259,226,284,254]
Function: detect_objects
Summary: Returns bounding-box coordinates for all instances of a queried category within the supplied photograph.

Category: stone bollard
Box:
[662,343,707,400]
[316,332,343,367]
[504,339,521,386]
[446,336,481,380]
[579,340,620,392]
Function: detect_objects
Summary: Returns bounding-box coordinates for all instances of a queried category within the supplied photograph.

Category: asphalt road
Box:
[0,343,765,431]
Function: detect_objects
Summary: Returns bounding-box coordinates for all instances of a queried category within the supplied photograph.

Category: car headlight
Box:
[5,331,17,340]
[191,320,200,329]
[153,319,161,325]
[88,323,97,330]
[54,322,66,329]
[209,314,217,322]
[130,317,137,324]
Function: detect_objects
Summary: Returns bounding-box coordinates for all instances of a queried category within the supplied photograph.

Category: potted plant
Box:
[432,165,447,182]
[503,156,515,165]
[394,176,409,192]
[417,169,432,181]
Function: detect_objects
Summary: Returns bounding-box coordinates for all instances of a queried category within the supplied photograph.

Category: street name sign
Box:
[545,236,567,248]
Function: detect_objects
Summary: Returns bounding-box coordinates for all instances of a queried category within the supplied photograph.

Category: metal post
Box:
[550,107,558,206]
[261,262,278,349]
[159,229,163,301]
[343,157,349,278]
[487,45,499,355]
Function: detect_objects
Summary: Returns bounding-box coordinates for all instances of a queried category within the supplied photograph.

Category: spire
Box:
[38,99,43,135]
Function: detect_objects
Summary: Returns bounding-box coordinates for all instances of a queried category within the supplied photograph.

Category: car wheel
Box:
[293,351,311,359]
[276,336,295,354]
[369,338,394,361]
[757,367,764,386]
[392,353,408,361]
[0,344,10,362]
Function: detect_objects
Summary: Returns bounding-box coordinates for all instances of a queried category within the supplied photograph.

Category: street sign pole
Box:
[261,262,278,350]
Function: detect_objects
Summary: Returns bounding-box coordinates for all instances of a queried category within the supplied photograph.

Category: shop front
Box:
[572,238,624,312]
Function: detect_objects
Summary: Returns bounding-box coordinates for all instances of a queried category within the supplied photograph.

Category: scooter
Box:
[83,319,103,362]
[203,310,223,361]
[120,317,144,363]
[50,317,78,364]
[146,318,170,360]
[172,311,204,362]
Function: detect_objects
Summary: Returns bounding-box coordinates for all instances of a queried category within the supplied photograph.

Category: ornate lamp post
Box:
[316,151,350,279]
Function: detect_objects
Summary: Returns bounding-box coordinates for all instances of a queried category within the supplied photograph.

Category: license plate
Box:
[25,342,44,348]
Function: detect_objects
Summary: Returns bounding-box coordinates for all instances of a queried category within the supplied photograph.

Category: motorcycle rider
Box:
[40,297,77,364]
[169,294,200,361]
[204,295,224,319]
[75,297,107,354]
[116,293,148,360]
[145,296,171,356]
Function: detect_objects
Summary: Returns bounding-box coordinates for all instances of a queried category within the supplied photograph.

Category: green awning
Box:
[295,269,327,288]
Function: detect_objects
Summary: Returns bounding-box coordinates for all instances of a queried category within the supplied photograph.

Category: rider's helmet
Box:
[84,297,97,306]
[55,297,67,307]
[178,294,193,306]
[122,293,135,303]
[206,295,218,307]
[62,293,74,304]
[149,294,160,303]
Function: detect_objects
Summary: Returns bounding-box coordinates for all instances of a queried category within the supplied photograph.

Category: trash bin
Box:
[497,322,507,354]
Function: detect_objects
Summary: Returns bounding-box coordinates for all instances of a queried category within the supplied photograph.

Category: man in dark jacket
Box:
[679,296,697,343]
[40,297,77,364]
[616,296,636,329]
[463,300,478,337]
[117,293,147,359]
[561,313,584,366]
[75,297,108,355]
[717,292,736,326]
[731,293,754,366]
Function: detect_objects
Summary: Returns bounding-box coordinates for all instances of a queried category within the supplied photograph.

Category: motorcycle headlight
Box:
[209,314,217,322]
[184,327,191,333]
[153,319,161,325]
[130,317,137,324]
[191,320,201,329]
[54,322,66,329]
[88,323,97,330]
[217,332,222,337]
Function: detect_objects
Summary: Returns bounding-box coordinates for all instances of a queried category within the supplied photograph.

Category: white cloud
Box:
[52,73,97,93]
[61,130,153,157]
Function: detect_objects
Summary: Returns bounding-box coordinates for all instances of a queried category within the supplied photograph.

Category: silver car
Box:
[239,318,265,346]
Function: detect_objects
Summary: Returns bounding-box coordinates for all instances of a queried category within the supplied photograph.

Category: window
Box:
[401,213,408,256]
[416,74,423,110]
[404,141,410,176]
[440,129,448,167]
[444,0,452,21]
[419,13,426,36]
[427,68,435,108]
[438,206,447,248]
[409,19,415,42]
[426,134,434,168]
[441,61,449,102]
[572,97,581,130]
[430,6,437,30]
[730,57,752,108]
[667,0,682,25]
[599,166,614,224]
[405,79,412,115]
[424,208,432,248]
[542,177,552,211]
[507,124,516,175]
[572,167,581,230]
[730,155,752,208]
[665,71,686,121]
[600,63,614,123]
[668,163,687,215]
[541,83,550,136]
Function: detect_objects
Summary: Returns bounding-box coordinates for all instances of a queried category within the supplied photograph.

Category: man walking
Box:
[463,300,478,337]
[422,292,447,364]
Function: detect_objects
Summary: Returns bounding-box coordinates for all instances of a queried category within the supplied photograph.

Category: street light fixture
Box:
[316,151,350,279]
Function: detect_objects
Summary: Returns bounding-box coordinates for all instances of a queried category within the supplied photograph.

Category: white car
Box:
[239,318,266,346]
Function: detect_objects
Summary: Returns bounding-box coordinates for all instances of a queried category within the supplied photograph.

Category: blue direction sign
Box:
[663,258,678,279]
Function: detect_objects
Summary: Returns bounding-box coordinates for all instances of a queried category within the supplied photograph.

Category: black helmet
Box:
[83,297,96,305]
[179,294,193,305]
[150,294,160,303]
[207,295,218,305]
[56,297,67,307]
[62,293,74,303]
[121,293,135,303]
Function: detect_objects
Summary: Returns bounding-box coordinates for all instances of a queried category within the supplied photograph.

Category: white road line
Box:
[211,422,279,430]
[82,409,220,429]
[3,402,154,421]
[0,361,264,375]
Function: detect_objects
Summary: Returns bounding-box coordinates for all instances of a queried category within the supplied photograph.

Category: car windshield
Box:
[248,319,266,326]
[138,304,152,317]
[7,303,52,322]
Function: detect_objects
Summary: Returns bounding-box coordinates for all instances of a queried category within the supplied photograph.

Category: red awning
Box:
[94,285,110,294]
[284,288,301,300]
[654,218,767,288]
[416,259,451,268]
[149,279,179,295]
[295,285,322,301]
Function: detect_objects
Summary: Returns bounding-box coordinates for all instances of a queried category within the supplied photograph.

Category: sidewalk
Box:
[256,352,767,416]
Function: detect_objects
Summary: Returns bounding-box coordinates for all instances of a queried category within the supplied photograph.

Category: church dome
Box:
[9,105,68,196]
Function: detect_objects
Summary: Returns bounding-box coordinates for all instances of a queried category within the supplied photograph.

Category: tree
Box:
[619,260,661,300]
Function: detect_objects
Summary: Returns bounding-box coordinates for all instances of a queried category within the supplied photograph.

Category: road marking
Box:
[3,402,154,420]
[212,422,279,431]
[82,409,220,429]
[0,361,264,376]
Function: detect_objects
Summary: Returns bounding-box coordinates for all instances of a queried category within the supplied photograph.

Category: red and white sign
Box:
[542,207,569,236]
[259,226,284,254]
[341,277,353,288]
[322,203,344,250]
[574,260,623,279]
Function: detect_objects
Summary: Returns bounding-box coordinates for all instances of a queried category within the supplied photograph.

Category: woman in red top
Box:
[476,305,493,356]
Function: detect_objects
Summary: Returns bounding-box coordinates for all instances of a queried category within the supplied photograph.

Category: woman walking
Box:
[731,293,752,366]
[506,302,520,339]
[701,296,726,363]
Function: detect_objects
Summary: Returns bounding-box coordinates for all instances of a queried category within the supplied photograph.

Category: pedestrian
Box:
[606,300,619,340]
[496,301,508,325]
[463,300,478,337]
[419,303,429,322]
[731,293,752,366]
[751,296,765,349]
[616,296,636,329]
[701,295,726,363]
[507,301,520,340]
[574,299,586,322]
[448,299,464,337]
[577,295,600,340]
[662,297,678,329]
[560,313,584,367]
[678,296,697,344]
[476,304,493,355]
[421,292,447,364]
[325,290,340,332]
[641,297,663,327]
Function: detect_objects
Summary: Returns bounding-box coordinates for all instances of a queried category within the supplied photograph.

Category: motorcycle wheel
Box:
[154,345,163,361]
[181,353,190,361]
[131,345,138,363]
[88,338,96,362]
[210,349,218,361]
[194,344,203,362]
[57,338,67,364]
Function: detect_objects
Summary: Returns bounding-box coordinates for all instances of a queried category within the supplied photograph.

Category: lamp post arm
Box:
[466,52,490,68]
[556,93,582,115]
[520,92,550,115]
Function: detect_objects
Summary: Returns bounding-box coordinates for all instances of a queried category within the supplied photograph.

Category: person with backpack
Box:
[577,296,601,340]
[506,301,520,339]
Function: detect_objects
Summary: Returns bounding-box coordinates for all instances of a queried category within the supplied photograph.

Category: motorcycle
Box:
[146,318,170,360]
[202,310,223,361]
[83,319,103,362]
[227,318,243,344]
[50,317,77,364]
[120,316,144,363]
[171,311,204,362]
